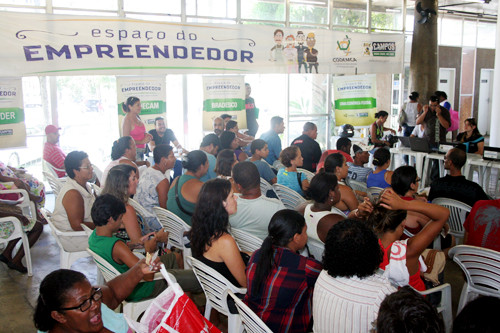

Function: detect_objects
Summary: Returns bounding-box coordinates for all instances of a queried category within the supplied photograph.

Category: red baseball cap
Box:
[45,125,61,134]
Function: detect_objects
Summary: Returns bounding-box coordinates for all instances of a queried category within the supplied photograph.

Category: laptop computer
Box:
[409,137,433,153]
[397,136,411,148]
[483,146,500,161]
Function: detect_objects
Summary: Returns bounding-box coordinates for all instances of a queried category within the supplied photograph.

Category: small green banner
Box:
[203,98,245,112]
[0,107,24,125]
[335,97,377,110]
[117,100,166,115]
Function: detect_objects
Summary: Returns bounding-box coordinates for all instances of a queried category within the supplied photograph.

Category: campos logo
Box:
[363,42,396,57]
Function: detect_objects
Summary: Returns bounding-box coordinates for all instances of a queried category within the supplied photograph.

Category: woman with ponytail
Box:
[121,96,152,161]
[369,110,396,147]
[244,209,322,333]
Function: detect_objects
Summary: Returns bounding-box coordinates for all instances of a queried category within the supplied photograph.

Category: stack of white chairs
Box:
[188,256,246,333]
[272,183,306,210]
[227,290,273,333]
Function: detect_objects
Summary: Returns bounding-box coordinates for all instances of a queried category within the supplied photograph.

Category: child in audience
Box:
[245,210,321,333]
[277,146,309,196]
[249,139,277,184]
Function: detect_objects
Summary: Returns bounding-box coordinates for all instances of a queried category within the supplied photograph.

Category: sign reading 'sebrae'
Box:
[371,42,396,57]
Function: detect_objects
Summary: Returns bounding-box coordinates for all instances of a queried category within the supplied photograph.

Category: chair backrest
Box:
[227,290,273,333]
[92,164,103,182]
[42,171,65,196]
[306,238,325,261]
[153,206,191,250]
[86,248,121,282]
[0,188,36,221]
[188,256,247,315]
[259,177,274,197]
[41,209,88,248]
[272,184,306,210]
[449,245,500,297]
[331,206,348,218]
[81,224,93,237]
[42,159,65,177]
[431,198,471,240]
[297,168,315,182]
[90,183,102,196]
[128,198,151,229]
[345,178,368,194]
[367,187,384,203]
[231,228,263,253]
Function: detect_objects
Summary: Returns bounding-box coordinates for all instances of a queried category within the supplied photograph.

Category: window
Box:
[186,0,236,18]
[241,0,286,22]
[332,0,367,28]
[124,0,180,14]
[52,0,117,11]
[290,0,328,25]
[439,17,463,47]
[371,0,403,31]
[477,21,496,49]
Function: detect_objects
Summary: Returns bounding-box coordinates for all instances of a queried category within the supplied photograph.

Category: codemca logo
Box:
[333,35,357,64]
[363,42,396,57]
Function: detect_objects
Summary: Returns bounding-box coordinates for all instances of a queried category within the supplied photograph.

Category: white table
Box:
[464,158,500,197]
[389,147,427,184]
[421,153,446,189]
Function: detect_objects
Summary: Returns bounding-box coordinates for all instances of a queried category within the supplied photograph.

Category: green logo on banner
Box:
[335,97,377,110]
[203,99,245,112]
[0,107,24,125]
[117,100,166,115]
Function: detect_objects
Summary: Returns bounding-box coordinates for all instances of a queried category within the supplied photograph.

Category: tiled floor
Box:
[0,193,468,332]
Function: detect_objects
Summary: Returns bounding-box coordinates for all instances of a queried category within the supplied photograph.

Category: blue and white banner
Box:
[0,13,404,76]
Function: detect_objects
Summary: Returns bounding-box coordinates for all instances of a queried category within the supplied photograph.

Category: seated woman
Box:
[101,164,144,244]
[190,178,247,288]
[220,131,248,162]
[391,166,432,238]
[226,120,254,148]
[101,136,149,186]
[367,190,449,291]
[214,149,239,193]
[457,117,484,155]
[88,194,200,301]
[322,153,358,214]
[167,150,208,225]
[367,147,393,189]
[297,172,344,243]
[135,144,176,233]
[249,139,277,184]
[51,151,96,250]
[277,146,309,196]
[245,209,322,333]
[33,261,159,333]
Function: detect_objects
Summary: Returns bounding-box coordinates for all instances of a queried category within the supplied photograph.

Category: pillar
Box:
[489,4,500,146]
[408,0,439,103]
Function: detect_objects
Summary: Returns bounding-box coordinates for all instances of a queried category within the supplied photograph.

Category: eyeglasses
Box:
[79,165,93,170]
[58,288,102,312]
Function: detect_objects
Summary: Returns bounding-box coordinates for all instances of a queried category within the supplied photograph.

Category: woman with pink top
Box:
[121,96,152,161]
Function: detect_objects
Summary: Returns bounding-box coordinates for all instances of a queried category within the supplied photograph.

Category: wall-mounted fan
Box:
[416,2,437,24]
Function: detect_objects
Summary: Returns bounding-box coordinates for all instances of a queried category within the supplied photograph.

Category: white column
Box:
[489,4,500,146]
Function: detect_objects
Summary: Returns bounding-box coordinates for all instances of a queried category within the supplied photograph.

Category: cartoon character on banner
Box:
[270,29,284,64]
[283,35,298,73]
[296,31,308,73]
[305,32,319,73]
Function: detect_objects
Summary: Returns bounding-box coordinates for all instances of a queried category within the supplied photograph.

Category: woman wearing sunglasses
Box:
[34,259,158,333]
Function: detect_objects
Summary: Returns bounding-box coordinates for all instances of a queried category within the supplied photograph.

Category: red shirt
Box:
[43,142,66,177]
[464,199,500,252]
[316,150,353,172]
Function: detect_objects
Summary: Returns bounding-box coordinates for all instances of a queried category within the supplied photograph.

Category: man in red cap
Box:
[43,124,66,177]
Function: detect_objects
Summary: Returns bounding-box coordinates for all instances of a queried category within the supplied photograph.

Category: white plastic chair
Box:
[297,168,315,182]
[306,238,325,261]
[42,171,65,196]
[345,178,368,200]
[431,198,471,244]
[41,210,90,269]
[367,186,385,203]
[0,188,36,222]
[153,206,191,269]
[90,183,101,196]
[128,198,151,230]
[414,283,453,333]
[42,159,66,178]
[231,228,263,253]
[272,184,306,210]
[0,216,33,276]
[448,245,500,312]
[188,256,246,333]
[86,248,168,321]
[259,177,276,197]
[227,290,273,333]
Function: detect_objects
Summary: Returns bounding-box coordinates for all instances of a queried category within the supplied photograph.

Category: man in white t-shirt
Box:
[347,143,373,183]
[229,161,285,240]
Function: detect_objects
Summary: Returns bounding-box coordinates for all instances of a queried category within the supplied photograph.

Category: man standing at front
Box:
[291,122,322,172]
[260,116,285,166]
[43,125,66,178]
[416,95,451,148]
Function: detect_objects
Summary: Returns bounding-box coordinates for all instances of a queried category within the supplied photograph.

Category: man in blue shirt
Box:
[260,116,285,166]
[199,134,220,182]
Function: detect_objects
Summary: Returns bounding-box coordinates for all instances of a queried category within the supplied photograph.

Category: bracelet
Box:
[354,209,360,218]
